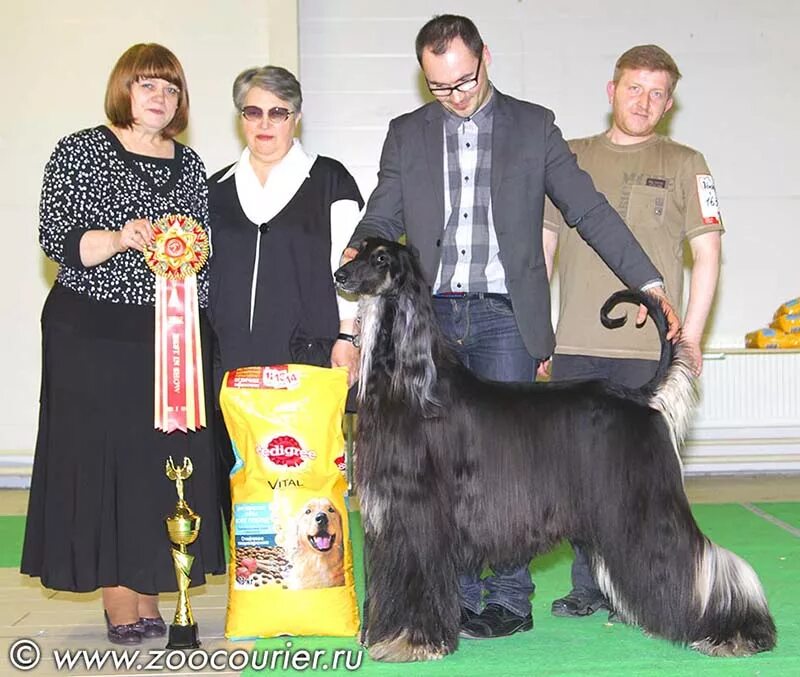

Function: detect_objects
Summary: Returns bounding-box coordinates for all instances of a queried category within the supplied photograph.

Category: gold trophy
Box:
[165,456,201,649]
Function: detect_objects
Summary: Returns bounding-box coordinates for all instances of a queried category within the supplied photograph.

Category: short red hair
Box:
[104,43,190,138]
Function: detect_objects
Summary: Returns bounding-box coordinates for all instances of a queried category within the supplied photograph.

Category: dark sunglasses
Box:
[240,105,295,124]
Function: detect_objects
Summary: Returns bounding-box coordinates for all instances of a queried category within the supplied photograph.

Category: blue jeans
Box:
[432,294,538,617]
[550,354,658,595]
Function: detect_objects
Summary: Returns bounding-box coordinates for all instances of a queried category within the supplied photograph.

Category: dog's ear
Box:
[403,242,421,261]
[395,242,427,288]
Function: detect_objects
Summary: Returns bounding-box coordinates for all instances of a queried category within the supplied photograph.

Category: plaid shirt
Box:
[435,89,507,294]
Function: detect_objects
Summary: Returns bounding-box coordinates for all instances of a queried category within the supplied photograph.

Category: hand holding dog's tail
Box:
[635,286,681,341]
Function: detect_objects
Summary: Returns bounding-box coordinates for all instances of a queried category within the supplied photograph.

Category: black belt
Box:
[433,292,510,301]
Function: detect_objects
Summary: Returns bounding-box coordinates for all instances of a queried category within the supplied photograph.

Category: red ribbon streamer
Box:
[147,215,209,434]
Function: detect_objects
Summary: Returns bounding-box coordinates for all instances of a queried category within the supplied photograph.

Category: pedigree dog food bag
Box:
[219,364,359,638]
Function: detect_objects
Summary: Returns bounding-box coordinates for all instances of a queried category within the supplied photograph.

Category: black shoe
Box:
[459,603,533,639]
[104,611,143,645]
[551,588,609,617]
[460,607,480,626]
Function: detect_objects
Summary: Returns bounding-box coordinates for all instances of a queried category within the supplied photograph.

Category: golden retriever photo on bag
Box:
[283,497,345,590]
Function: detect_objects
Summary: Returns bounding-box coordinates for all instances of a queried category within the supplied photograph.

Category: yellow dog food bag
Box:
[220,364,359,638]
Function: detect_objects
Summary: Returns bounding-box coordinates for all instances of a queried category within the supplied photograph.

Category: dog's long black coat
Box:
[335,238,776,662]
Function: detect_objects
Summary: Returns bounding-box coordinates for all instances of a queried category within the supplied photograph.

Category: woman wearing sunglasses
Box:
[207,66,363,517]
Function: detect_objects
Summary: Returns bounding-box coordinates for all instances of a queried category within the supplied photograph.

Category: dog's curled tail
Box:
[600,290,698,447]
[690,539,777,656]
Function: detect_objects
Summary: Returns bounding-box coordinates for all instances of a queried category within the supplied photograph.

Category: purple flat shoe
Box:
[138,616,167,638]
[104,610,143,645]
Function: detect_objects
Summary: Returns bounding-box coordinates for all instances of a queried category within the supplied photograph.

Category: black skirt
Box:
[21,285,225,594]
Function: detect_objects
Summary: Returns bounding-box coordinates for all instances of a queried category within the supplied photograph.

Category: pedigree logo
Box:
[257,435,316,468]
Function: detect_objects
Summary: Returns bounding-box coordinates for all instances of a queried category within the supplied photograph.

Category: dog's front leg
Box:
[360,487,460,662]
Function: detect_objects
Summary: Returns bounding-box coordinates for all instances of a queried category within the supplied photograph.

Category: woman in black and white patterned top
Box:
[21,43,224,646]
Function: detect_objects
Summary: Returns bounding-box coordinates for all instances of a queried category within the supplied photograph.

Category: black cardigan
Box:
[207,156,363,392]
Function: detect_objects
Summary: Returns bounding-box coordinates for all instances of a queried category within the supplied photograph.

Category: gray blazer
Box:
[350,88,660,359]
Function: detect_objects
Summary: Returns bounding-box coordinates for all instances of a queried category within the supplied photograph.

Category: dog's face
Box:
[295,497,342,555]
[334,238,414,296]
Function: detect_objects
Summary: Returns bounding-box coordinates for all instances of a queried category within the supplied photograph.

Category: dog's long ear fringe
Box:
[389,247,442,417]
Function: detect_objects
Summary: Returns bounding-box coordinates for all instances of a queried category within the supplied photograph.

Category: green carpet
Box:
[754,502,800,530]
[2,505,795,674]
[0,516,25,568]
[245,505,799,676]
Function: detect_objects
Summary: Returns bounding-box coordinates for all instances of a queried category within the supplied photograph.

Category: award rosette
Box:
[144,215,209,433]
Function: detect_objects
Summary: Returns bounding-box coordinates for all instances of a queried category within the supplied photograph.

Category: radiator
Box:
[683,349,800,474]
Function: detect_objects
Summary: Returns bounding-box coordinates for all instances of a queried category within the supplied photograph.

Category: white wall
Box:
[3,0,798,456]
[298,0,799,348]
[0,0,298,454]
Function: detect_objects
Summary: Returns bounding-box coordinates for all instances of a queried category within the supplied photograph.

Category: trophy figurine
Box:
[165,456,202,649]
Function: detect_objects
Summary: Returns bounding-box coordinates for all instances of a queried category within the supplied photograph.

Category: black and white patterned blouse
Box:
[39,126,209,307]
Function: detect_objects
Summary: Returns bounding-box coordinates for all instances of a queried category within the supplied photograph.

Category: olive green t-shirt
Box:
[544,133,724,359]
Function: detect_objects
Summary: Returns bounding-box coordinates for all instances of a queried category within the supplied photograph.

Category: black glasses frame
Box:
[427,50,483,98]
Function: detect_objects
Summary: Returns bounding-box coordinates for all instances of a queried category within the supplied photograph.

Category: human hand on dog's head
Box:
[340,246,359,265]
[341,237,391,266]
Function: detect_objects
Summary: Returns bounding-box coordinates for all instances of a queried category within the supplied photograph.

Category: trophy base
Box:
[166,623,201,649]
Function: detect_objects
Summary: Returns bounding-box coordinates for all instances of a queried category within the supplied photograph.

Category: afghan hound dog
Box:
[283,497,345,590]
[334,237,776,662]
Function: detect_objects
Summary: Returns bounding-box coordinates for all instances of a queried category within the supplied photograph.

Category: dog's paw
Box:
[691,634,774,658]
[367,632,450,662]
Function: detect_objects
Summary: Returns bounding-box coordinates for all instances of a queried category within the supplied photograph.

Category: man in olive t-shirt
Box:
[543,45,723,618]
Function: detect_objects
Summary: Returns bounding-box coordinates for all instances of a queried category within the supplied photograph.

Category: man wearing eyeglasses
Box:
[345,14,680,640]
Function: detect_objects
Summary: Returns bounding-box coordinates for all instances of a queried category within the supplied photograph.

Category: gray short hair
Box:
[232,65,302,112]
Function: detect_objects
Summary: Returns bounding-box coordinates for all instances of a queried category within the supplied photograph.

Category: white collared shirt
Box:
[233,140,317,225]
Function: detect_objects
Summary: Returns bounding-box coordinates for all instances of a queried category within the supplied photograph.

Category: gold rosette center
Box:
[145,215,209,280]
